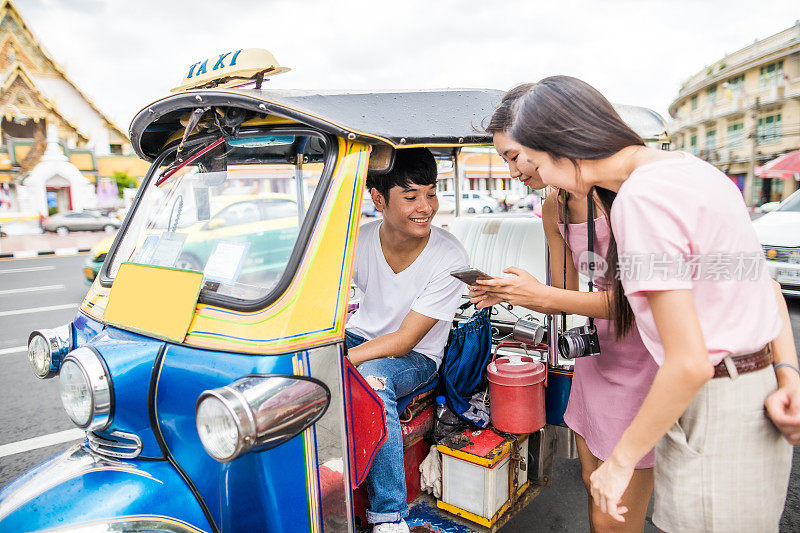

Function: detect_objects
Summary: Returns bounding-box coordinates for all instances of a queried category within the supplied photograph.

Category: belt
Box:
[713,345,772,379]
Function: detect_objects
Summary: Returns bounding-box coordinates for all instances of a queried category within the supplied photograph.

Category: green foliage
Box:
[112,171,138,198]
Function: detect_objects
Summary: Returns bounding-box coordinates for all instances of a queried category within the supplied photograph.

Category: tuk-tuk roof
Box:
[613,104,670,143]
[129,88,505,161]
[129,88,670,161]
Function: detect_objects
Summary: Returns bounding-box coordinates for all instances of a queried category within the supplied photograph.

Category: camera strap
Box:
[560,189,568,332]
[586,190,596,331]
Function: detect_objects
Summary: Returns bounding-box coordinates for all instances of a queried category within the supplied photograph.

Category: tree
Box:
[112,171,139,198]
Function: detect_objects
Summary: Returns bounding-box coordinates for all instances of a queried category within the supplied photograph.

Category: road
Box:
[0,253,798,531]
[0,255,88,485]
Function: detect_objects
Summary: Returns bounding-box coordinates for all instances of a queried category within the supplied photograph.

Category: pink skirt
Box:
[563,318,658,469]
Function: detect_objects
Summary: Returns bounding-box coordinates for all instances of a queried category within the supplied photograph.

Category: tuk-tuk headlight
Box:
[28,325,72,379]
[196,394,242,460]
[58,347,113,431]
[196,376,330,462]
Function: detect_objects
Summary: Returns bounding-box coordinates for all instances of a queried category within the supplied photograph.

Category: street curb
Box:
[0,248,91,259]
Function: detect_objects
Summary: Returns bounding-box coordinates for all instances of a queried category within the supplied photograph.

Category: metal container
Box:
[511,319,546,346]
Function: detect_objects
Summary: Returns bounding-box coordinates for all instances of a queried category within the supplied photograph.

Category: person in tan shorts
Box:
[509,75,800,532]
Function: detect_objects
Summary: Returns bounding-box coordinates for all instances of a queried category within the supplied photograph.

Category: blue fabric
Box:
[345,331,437,524]
[440,308,492,427]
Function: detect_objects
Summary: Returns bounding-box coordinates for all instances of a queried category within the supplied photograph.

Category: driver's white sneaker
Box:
[372,519,410,533]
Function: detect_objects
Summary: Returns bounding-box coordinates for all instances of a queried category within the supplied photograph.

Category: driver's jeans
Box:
[345,331,437,524]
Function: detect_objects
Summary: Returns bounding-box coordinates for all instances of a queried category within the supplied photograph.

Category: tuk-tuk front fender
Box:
[0,444,211,533]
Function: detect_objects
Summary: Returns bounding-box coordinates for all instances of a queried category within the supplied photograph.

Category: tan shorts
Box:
[653,366,792,533]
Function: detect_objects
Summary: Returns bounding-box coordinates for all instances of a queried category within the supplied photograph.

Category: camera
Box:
[558,324,600,359]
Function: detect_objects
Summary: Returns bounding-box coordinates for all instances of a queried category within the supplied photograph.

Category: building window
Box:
[759,61,784,87]
[690,95,698,111]
[705,129,717,150]
[727,74,745,95]
[757,113,782,143]
[690,134,698,155]
[727,122,744,147]
[680,137,685,150]
[109,144,123,155]
[706,85,717,105]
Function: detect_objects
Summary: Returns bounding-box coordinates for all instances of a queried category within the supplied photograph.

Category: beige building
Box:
[669,21,800,206]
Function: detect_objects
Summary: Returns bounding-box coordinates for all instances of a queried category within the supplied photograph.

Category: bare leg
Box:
[576,434,654,532]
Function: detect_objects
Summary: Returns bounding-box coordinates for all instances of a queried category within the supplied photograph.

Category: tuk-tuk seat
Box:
[449,215,588,329]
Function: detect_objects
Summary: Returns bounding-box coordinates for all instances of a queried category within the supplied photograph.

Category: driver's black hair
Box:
[366,147,437,200]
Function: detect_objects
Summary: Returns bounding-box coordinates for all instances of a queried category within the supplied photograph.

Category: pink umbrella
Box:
[756,150,800,180]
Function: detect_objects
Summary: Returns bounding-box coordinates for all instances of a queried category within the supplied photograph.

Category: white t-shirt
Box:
[346,220,469,367]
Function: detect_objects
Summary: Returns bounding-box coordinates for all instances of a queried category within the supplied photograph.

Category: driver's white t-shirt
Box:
[346,220,469,367]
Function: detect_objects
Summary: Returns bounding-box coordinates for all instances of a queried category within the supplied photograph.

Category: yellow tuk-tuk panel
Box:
[183,138,367,354]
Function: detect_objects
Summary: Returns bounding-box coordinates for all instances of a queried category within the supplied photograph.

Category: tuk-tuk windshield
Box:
[108,132,327,301]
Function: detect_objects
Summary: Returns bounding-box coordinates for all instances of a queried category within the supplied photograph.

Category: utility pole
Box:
[744,96,760,206]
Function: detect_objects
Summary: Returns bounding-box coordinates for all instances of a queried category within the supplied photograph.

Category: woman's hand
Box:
[765,375,800,444]
[468,286,504,309]
[469,267,551,311]
[589,455,633,523]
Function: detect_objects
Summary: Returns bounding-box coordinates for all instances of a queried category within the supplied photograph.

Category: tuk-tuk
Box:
[0,49,670,532]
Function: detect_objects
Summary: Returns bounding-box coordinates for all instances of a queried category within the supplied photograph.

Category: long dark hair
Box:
[510,75,645,338]
[485,83,536,134]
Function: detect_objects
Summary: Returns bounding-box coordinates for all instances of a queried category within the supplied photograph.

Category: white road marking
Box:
[0,266,55,274]
[0,303,79,317]
[0,345,26,356]
[0,429,85,459]
[0,284,65,296]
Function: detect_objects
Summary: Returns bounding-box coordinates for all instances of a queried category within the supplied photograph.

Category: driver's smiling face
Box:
[376,183,438,239]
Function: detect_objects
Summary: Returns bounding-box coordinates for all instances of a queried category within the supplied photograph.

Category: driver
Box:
[345,147,468,533]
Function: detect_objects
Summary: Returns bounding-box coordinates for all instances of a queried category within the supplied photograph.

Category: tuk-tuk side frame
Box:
[183,137,369,354]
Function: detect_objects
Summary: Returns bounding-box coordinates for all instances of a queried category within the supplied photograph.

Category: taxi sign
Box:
[171,48,290,92]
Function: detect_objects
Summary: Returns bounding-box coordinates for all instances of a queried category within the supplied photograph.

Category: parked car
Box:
[361,196,380,217]
[42,210,120,235]
[434,194,456,214]
[752,188,800,297]
[440,191,499,213]
[514,193,544,214]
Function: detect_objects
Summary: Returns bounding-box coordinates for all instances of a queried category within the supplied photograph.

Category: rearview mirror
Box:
[368,145,394,174]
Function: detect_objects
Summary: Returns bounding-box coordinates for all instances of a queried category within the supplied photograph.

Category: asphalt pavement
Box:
[0,255,89,485]
[0,253,798,531]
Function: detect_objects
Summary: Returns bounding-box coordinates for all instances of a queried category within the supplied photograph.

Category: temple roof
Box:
[0,0,127,151]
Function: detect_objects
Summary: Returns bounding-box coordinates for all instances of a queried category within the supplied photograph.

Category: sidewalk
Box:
[0,221,110,256]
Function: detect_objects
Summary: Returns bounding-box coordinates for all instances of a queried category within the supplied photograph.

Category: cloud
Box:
[11,0,800,130]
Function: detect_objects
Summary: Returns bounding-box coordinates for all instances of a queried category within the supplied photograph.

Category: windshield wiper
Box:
[155,136,225,187]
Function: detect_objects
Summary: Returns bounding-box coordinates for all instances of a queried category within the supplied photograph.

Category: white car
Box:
[440,191,499,214]
[752,189,800,297]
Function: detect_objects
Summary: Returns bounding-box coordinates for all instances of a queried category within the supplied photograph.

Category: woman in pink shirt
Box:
[473,84,658,532]
[509,76,799,532]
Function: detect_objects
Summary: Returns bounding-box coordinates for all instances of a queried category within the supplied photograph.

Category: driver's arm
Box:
[347,310,437,366]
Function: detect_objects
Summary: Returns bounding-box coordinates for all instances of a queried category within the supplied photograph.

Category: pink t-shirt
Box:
[610,152,781,366]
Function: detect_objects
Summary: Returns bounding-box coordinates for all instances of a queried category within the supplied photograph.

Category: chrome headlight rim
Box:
[195,375,330,463]
[28,325,72,379]
[195,387,257,462]
[59,347,114,431]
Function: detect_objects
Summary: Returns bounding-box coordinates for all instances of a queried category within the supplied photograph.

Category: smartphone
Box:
[450,267,493,286]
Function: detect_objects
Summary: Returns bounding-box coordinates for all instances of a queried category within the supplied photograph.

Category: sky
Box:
[13,0,800,132]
